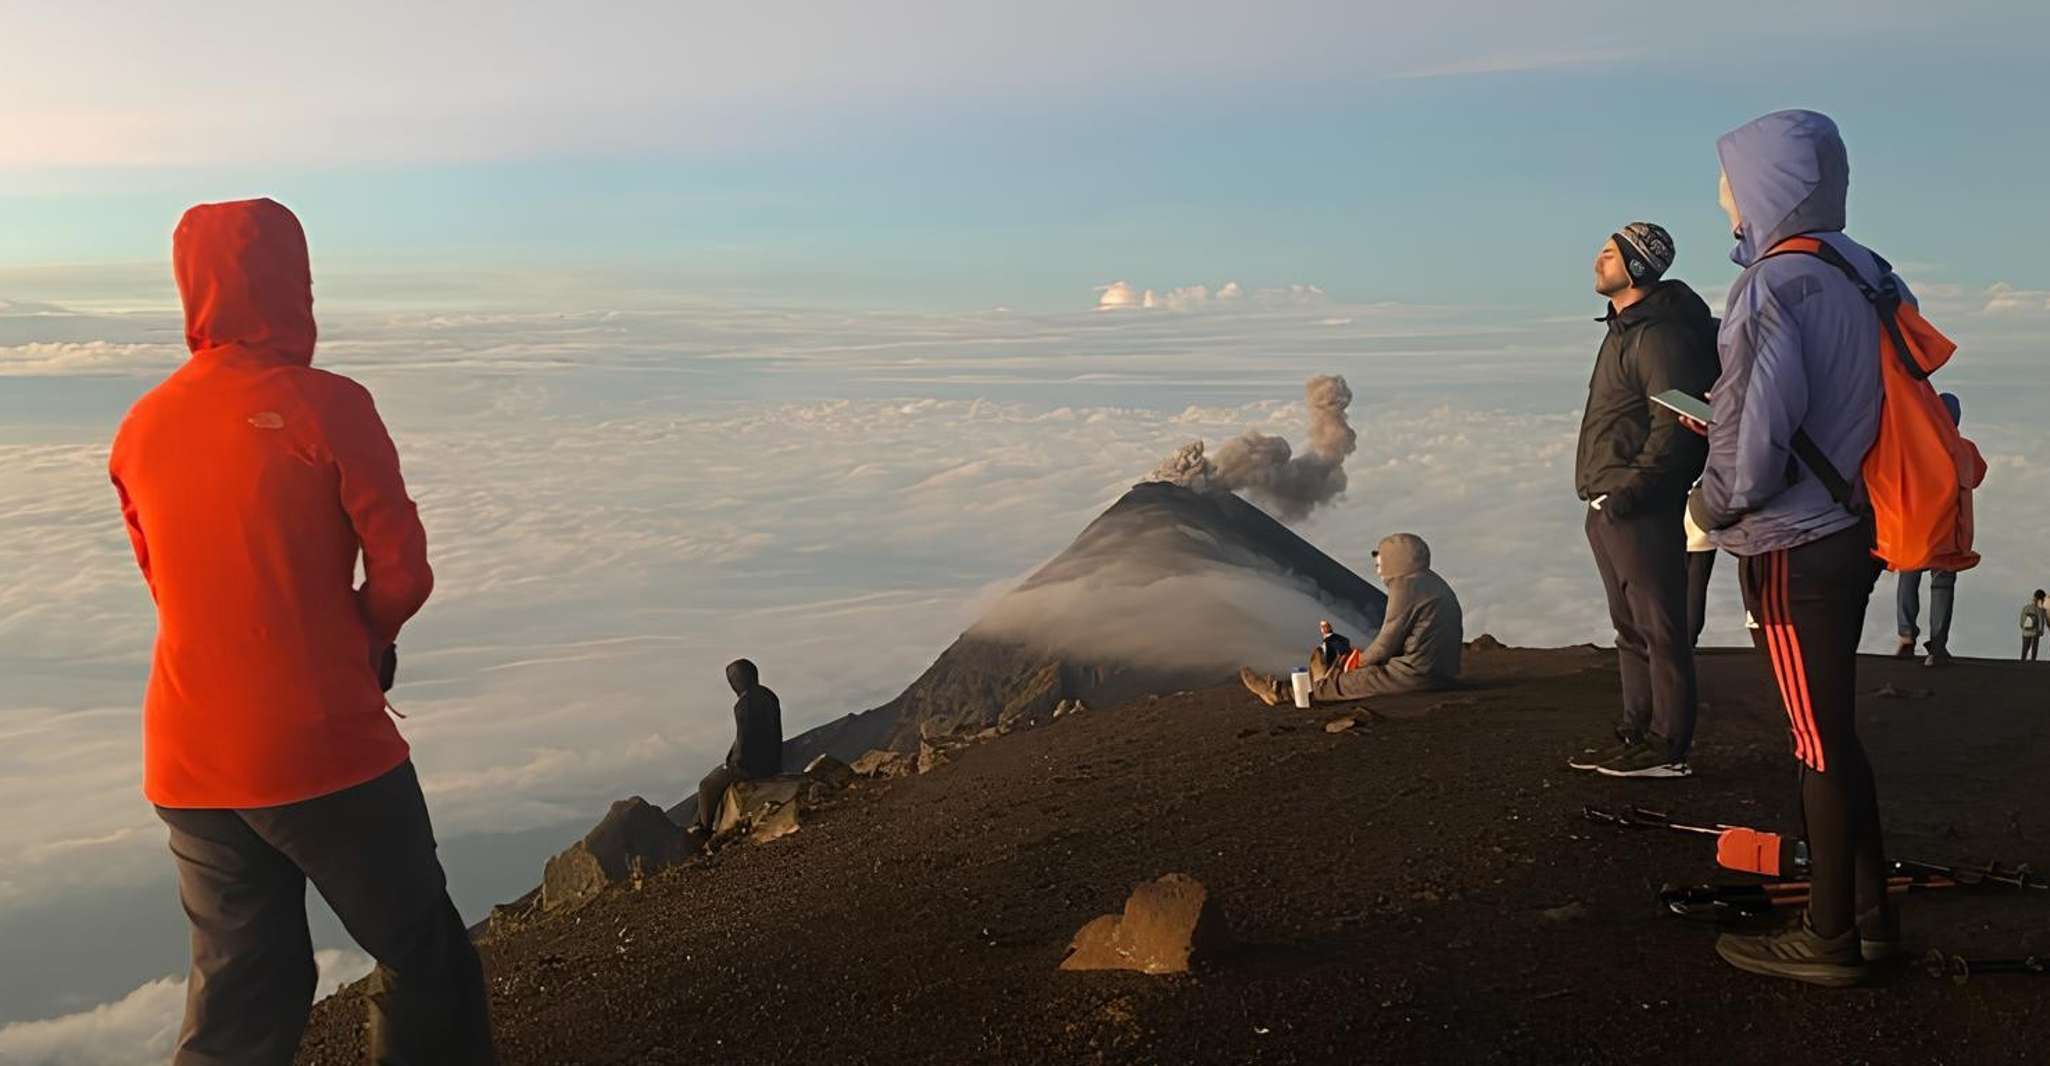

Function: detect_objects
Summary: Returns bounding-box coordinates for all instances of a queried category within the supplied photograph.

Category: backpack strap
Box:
[1759,235,1908,508]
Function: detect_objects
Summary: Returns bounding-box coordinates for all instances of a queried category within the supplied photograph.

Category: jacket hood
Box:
[1609,278,1714,328]
[1375,533,1431,579]
[173,199,317,365]
[1717,110,1848,268]
[726,658,759,695]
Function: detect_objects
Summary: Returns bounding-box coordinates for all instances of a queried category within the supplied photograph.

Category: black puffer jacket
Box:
[723,658,784,779]
[1574,279,1720,517]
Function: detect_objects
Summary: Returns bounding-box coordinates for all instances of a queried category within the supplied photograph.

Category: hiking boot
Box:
[1923,645,1953,668]
[1594,739,1692,778]
[1568,733,1639,772]
[1239,667,1285,707]
[1716,916,1863,987]
[1857,904,1903,962]
[1893,636,1917,659]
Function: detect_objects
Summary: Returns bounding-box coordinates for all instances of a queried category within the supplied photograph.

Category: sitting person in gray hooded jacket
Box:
[1241,533,1464,705]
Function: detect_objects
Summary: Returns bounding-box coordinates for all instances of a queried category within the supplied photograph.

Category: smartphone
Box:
[1649,389,1713,425]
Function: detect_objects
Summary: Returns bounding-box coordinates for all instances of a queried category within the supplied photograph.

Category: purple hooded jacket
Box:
[1689,109,1914,557]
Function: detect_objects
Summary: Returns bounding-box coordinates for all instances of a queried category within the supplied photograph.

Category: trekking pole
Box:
[1924,950,2050,984]
[1583,805,1727,836]
[1658,874,1950,920]
[1588,807,2050,886]
[1584,806,1805,876]
[1895,858,2050,893]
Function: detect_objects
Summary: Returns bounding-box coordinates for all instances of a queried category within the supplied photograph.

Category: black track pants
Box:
[1738,524,1886,939]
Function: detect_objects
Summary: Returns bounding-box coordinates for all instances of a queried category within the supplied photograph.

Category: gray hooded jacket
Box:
[1358,533,1463,682]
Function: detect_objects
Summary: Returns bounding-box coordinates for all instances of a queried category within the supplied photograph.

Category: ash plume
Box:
[1149,375,1358,522]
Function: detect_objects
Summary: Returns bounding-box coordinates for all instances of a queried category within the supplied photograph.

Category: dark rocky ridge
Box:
[300,647,2050,1065]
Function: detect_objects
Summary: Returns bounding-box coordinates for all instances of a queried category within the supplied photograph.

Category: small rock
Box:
[802,754,857,791]
[851,749,914,779]
[1059,873,1230,975]
[1538,901,1590,924]
[1324,715,1359,734]
[748,801,801,844]
[917,738,953,774]
[714,778,805,834]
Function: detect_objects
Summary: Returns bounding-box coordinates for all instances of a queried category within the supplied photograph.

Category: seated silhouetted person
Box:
[693,659,783,836]
[1316,620,1352,672]
[1242,533,1463,705]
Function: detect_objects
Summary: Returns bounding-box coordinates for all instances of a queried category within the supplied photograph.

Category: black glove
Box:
[378,644,399,693]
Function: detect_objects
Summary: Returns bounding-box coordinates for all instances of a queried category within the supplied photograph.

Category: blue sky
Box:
[4,1,2046,310]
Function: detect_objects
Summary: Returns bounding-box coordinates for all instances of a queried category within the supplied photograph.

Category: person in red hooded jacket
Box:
[110,199,494,1064]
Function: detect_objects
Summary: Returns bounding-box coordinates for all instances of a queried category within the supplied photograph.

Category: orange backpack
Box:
[1765,236,1987,573]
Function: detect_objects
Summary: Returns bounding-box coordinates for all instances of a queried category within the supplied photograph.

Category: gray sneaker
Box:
[1594,739,1692,778]
[1568,734,1639,771]
[1717,916,1864,987]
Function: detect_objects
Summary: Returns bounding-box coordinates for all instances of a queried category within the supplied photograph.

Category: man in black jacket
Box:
[693,659,784,836]
[1567,222,1720,778]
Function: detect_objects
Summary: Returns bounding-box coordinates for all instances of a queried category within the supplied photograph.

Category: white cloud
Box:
[0,342,182,377]
[1982,282,2050,315]
[5,276,2048,1021]
[1094,279,1323,312]
[1096,280,1142,310]
[0,950,372,1065]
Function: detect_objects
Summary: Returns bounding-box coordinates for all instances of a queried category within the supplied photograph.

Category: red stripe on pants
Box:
[1763,551,1827,772]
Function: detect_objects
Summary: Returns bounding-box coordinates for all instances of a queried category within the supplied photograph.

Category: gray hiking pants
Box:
[155,760,495,1066]
[696,765,747,834]
[1309,649,1446,702]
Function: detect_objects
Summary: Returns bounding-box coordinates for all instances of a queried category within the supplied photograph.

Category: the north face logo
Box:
[248,412,285,430]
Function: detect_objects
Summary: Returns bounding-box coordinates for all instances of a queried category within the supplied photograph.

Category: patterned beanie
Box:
[1612,222,1675,285]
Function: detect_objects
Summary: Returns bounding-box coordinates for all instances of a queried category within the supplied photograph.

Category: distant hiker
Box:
[1684,506,1717,648]
[1241,534,1462,705]
[2023,591,2047,662]
[693,658,785,836]
[1690,110,1947,986]
[1568,221,1720,779]
[1894,393,1967,667]
[1316,620,1353,672]
[108,200,495,1063]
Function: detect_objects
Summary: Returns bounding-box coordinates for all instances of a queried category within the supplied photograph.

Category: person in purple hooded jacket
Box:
[1687,110,1905,986]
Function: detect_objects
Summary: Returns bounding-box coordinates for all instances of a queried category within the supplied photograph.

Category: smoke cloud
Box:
[1151,375,1358,522]
[973,564,1378,675]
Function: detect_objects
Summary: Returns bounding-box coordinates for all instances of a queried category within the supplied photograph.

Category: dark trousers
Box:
[2025,635,2041,661]
[697,765,746,834]
[1686,549,1717,648]
[155,761,495,1066]
[1895,568,1956,653]
[1738,524,1886,940]
[1586,505,1699,759]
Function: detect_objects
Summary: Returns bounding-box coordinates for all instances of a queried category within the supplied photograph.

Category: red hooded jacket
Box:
[110,199,432,809]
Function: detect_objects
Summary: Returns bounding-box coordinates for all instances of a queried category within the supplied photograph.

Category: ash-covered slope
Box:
[786,481,1385,764]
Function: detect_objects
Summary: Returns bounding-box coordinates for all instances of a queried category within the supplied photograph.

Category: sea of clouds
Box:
[2,268,2045,1052]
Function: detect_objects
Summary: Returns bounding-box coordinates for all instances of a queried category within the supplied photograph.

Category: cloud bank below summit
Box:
[3,271,2048,1044]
